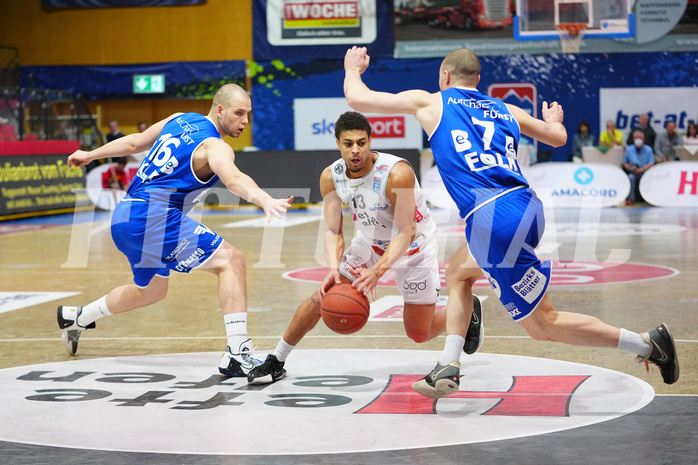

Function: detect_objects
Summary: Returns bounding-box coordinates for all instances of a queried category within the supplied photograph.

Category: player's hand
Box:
[542,101,564,124]
[264,195,294,222]
[349,267,378,301]
[67,150,92,168]
[344,46,370,74]
[318,268,342,299]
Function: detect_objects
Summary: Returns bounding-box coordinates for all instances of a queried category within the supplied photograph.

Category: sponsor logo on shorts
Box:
[193,225,214,235]
[165,238,190,261]
[403,279,427,294]
[176,247,205,272]
[504,302,520,318]
[511,266,547,304]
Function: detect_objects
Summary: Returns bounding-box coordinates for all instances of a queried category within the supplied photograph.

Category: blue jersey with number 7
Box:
[428,87,528,218]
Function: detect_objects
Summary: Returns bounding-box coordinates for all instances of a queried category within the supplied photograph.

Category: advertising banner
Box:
[600,87,698,138]
[253,0,394,60]
[640,161,698,207]
[42,0,206,7]
[294,98,424,150]
[0,143,88,218]
[522,162,630,208]
[22,61,246,100]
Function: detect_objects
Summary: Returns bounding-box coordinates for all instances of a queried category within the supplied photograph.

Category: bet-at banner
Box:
[253,0,394,60]
[600,87,698,137]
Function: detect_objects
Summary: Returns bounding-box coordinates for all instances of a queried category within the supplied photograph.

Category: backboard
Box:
[514,0,635,40]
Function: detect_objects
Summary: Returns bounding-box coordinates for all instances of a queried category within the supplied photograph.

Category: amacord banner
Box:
[253,0,394,60]
[42,0,206,7]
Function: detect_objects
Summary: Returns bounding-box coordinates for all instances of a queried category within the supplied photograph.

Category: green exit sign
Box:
[133,74,165,94]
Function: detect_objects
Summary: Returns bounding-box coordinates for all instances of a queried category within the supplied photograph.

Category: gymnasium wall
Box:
[0,0,251,65]
[0,0,253,148]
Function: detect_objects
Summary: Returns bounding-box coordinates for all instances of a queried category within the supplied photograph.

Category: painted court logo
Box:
[0,350,653,455]
[283,261,678,288]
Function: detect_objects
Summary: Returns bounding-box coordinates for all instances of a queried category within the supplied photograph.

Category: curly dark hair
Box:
[334,111,372,140]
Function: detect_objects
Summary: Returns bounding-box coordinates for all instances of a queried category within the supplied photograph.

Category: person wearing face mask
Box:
[626,113,656,150]
[622,130,654,205]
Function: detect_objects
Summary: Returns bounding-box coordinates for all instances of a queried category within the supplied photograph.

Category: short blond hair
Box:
[441,49,480,86]
[211,83,248,109]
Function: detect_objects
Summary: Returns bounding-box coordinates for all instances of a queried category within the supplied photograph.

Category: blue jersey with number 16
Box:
[428,87,528,219]
[126,113,221,213]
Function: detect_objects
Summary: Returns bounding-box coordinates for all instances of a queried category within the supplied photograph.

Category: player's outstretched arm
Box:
[208,140,293,221]
[67,114,179,168]
[343,46,435,124]
[507,101,567,147]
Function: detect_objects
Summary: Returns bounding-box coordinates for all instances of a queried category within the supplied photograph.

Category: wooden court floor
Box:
[0,204,697,464]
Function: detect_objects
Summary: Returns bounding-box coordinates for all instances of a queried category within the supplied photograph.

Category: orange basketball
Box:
[321,283,371,334]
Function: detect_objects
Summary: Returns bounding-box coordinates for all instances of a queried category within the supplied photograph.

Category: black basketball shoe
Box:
[463,295,484,355]
[247,354,286,385]
[411,361,461,399]
[637,323,679,385]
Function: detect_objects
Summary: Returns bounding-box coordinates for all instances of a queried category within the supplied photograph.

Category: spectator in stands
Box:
[106,119,125,143]
[599,120,623,148]
[101,157,131,191]
[571,120,595,162]
[626,113,656,149]
[622,130,654,205]
[684,121,698,145]
[138,121,149,133]
[654,121,684,163]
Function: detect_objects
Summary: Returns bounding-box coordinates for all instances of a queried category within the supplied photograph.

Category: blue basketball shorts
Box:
[111,199,223,288]
[465,188,551,321]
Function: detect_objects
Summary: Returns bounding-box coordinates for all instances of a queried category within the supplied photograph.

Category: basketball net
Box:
[557,23,587,54]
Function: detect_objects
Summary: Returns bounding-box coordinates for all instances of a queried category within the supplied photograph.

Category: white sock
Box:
[618,328,651,357]
[439,335,465,365]
[224,312,248,350]
[77,296,112,327]
[272,338,295,362]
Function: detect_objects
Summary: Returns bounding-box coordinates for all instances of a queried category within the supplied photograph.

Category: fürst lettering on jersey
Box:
[449,99,520,174]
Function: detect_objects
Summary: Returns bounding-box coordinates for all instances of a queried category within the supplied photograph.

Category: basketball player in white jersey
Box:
[57,84,293,377]
[342,46,679,397]
[247,111,483,384]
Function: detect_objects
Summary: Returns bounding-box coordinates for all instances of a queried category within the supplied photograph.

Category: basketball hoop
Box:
[556,22,587,54]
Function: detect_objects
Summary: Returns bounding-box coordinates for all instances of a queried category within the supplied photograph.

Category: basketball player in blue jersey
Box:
[57,84,294,377]
[246,111,483,385]
[342,46,679,395]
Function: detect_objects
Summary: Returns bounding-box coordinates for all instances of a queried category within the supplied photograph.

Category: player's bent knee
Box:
[405,327,431,343]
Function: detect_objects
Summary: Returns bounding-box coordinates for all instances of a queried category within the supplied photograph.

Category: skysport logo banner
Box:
[253,0,394,60]
[294,97,423,150]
